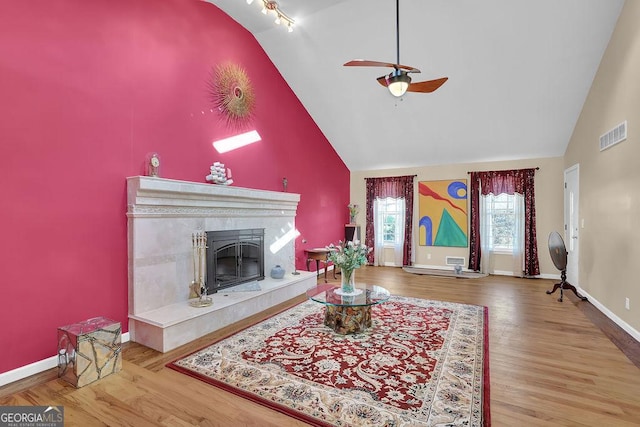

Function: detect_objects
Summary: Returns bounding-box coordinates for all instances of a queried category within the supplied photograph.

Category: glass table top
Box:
[306,284,391,307]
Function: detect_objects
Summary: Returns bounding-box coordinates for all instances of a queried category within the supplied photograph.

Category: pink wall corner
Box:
[0,0,349,374]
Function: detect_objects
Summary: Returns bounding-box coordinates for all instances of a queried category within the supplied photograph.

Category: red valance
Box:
[475,168,537,196]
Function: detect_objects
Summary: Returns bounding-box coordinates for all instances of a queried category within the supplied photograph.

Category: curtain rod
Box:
[364,174,417,179]
[466,167,539,174]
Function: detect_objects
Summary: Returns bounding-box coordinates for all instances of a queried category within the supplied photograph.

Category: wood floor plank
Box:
[1,266,639,426]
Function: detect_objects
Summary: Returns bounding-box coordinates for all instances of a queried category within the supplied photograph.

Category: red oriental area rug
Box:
[168,296,490,426]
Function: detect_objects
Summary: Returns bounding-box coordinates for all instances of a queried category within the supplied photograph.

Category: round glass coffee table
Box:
[306,284,391,334]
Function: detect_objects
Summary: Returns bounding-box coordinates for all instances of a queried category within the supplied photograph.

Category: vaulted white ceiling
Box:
[209,0,624,171]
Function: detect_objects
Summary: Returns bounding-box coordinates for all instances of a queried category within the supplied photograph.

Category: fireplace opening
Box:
[206,228,264,293]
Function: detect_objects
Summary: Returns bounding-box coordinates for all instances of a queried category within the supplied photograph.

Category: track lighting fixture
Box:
[247,0,295,32]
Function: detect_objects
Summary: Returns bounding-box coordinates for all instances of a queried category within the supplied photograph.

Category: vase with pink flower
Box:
[327,240,371,296]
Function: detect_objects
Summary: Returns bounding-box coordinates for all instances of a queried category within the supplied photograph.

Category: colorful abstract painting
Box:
[418,180,468,247]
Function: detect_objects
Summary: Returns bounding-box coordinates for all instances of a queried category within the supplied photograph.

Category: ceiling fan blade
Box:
[406,77,448,93]
[344,59,420,73]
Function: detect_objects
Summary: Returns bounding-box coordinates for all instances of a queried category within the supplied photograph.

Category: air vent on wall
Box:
[445,256,465,266]
[599,121,627,151]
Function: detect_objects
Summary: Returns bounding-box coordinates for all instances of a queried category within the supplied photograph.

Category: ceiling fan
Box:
[344,0,448,97]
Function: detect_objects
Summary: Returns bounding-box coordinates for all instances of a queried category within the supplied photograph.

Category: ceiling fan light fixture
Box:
[343,0,447,96]
[387,72,411,97]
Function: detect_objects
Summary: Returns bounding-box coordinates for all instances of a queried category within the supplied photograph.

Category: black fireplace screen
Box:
[206,228,264,293]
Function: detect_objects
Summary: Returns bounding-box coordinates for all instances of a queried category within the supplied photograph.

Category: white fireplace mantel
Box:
[127,176,300,216]
[126,176,315,352]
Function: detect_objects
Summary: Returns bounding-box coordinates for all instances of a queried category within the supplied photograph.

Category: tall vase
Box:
[340,268,356,294]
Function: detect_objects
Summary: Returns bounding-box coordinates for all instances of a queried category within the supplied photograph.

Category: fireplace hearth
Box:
[206,228,264,293]
[127,176,316,353]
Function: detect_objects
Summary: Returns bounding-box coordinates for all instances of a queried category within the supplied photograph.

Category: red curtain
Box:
[365,175,415,266]
[468,168,540,276]
[469,172,481,272]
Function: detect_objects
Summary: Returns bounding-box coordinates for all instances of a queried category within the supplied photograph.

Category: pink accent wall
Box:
[0,0,349,374]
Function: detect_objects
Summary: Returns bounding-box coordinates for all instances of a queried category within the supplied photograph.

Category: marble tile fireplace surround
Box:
[127,176,316,352]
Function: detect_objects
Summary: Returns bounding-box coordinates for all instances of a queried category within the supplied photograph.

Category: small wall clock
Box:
[147,153,160,177]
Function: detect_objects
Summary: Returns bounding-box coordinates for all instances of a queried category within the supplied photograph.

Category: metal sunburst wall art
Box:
[210,62,255,127]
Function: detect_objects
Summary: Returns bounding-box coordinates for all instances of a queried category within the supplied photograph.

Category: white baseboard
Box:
[412,263,460,271]
[577,289,640,343]
[0,332,130,388]
[456,267,560,281]
[483,269,561,280]
[412,264,540,276]
[0,356,59,388]
[491,269,514,276]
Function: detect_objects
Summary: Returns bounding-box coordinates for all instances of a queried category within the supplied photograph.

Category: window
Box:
[486,193,516,251]
[375,197,405,245]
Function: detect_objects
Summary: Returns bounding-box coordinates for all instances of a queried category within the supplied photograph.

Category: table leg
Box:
[314,259,327,283]
[305,252,329,283]
[322,260,327,283]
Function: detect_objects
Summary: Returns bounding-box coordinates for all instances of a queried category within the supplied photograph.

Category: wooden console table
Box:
[305,248,336,283]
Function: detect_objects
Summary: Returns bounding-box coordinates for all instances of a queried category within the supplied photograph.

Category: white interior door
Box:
[564,164,579,286]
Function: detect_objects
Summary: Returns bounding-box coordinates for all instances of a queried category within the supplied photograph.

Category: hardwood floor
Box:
[2,266,640,426]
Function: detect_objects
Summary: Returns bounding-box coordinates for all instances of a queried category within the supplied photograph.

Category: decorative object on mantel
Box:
[146,152,160,177]
[190,231,212,308]
[206,161,234,185]
[282,177,288,192]
[348,203,358,224]
[270,265,285,279]
[327,240,371,296]
[210,62,255,126]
